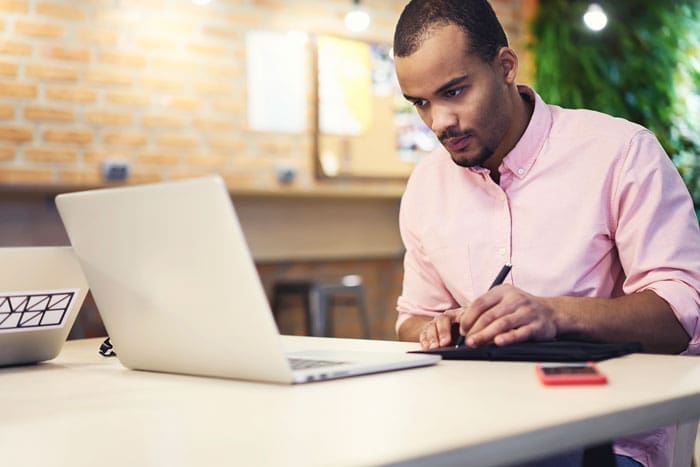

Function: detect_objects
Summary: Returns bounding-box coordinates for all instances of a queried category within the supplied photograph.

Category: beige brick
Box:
[25,64,79,81]
[128,171,162,184]
[141,114,184,129]
[186,43,227,57]
[203,63,238,79]
[233,156,275,171]
[188,154,227,167]
[36,2,86,20]
[0,144,15,159]
[24,105,74,121]
[222,172,259,189]
[170,169,216,180]
[85,152,141,166]
[15,20,65,38]
[163,97,200,111]
[0,167,54,184]
[0,125,32,142]
[156,134,198,149]
[0,0,28,13]
[202,26,241,41]
[85,69,132,86]
[104,91,149,107]
[140,152,180,165]
[150,56,194,72]
[135,37,175,50]
[99,51,147,68]
[141,76,184,91]
[0,61,17,76]
[258,140,293,154]
[58,168,102,186]
[208,137,245,151]
[45,85,96,102]
[213,99,244,113]
[193,118,234,131]
[84,150,120,163]
[194,81,232,95]
[103,132,147,147]
[223,10,262,27]
[0,40,32,55]
[167,3,212,21]
[84,110,131,125]
[154,19,194,35]
[24,147,77,163]
[0,81,37,98]
[42,45,90,62]
[77,28,118,46]
[43,128,93,144]
[0,103,14,119]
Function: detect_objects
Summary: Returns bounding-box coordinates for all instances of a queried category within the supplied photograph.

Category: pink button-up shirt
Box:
[396,86,700,467]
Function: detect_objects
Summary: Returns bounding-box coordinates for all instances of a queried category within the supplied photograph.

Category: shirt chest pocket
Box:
[423,244,475,306]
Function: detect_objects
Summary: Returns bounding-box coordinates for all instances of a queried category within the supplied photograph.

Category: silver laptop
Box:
[55,176,439,383]
[0,247,89,367]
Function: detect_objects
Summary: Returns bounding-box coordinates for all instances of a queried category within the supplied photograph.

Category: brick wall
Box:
[1,0,536,340]
[0,0,534,193]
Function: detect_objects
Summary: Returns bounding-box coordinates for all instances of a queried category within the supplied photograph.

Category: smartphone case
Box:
[536,362,608,385]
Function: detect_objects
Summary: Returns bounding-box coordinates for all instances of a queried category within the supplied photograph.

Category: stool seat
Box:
[271,275,371,338]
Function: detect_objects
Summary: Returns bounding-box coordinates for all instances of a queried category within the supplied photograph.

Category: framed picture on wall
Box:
[315,35,436,180]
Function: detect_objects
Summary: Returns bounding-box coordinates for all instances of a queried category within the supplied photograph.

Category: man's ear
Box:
[495,47,518,84]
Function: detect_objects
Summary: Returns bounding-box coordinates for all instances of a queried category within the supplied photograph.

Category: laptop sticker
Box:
[0,289,81,333]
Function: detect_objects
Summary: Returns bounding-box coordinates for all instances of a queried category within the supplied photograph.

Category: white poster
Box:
[246,30,307,133]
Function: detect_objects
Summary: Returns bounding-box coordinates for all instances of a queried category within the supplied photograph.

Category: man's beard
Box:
[450,145,493,168]
[439,128,495,168]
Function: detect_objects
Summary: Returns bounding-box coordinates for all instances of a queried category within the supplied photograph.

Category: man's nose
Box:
[430,105,458,137]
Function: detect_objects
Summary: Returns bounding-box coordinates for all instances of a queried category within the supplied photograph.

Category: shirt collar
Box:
[500,85,553,179]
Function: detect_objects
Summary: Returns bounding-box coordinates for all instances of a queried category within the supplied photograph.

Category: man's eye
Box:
[445,88,463,98]
[412,99,428,108]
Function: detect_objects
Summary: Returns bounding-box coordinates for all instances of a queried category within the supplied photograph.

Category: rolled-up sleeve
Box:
[612,130,700,354]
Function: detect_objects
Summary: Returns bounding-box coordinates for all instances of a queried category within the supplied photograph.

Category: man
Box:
[392,1,700,466]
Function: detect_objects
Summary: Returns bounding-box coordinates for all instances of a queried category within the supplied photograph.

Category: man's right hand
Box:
[417,309,461,349]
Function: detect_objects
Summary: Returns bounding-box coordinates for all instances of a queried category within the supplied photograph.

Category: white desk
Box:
[3,336,700,467]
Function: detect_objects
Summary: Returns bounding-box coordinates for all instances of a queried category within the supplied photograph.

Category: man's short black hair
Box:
[393,0,508,62]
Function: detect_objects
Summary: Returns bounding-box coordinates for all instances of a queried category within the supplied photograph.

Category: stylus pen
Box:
[455,263,512,348]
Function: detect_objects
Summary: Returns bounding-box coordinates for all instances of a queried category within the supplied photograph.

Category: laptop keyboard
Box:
[288,357,347,370]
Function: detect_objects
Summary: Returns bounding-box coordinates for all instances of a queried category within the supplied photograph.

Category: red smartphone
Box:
[535,362,607,386]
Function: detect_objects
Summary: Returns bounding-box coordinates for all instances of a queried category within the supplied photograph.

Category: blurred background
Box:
[0,0,696,341]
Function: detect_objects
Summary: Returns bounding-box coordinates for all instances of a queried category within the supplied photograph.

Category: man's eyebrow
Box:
[434,74,469,95]
[402,74,470,102]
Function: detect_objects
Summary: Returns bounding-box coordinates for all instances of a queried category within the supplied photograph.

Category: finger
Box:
[419,321,433,349]
[420,320,441,350]
[466,309,530,347]
[465,299,516,338]
[463,287,529,338]
[492,324,538,346]
[459,286,508,335]
[434,315,454,347]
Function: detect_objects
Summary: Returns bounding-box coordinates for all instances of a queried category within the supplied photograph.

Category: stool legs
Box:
[271,279,371,338]
[308,285,329,337]
[354,286,371,338]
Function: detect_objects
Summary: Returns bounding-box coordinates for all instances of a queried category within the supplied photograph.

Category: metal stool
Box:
[271,274,371,337]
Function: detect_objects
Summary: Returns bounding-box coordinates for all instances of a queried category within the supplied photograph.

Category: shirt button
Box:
[517,168,525,175]
[498,247,506,256]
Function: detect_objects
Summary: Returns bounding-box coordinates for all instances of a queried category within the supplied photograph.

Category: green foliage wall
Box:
[530,0,700,213]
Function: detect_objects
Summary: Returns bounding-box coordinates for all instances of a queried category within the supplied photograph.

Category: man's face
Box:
[395,24,513,169]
